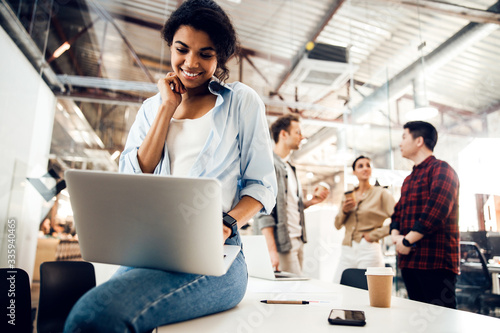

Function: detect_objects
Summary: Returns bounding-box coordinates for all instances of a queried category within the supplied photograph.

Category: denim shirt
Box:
[119,80,277,214]
[254,152,306,252]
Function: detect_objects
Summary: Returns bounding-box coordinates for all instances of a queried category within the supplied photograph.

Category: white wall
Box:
[0,26,56,279]
[303,206,344,282]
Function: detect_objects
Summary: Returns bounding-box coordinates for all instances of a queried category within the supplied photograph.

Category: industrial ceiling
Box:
[1,0,499,190]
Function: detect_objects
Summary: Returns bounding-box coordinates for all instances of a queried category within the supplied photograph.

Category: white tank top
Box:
[285,160,302,238]
[166,111,212,176]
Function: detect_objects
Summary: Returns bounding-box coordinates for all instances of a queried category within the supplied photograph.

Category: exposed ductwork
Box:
[295,1,500,159]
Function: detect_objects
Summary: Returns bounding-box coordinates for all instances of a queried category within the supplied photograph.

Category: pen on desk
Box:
[260,300,309,305]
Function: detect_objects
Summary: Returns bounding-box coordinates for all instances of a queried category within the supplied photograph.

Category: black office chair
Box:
[37,261,96,333]
[340,268,368,290]
[460,231,490,260]
[487,233,500,258]
[456,241,492,313]
[480,234,500,315]
[0,268,33,333]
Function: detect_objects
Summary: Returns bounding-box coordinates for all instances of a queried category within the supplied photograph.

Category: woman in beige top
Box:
[333,155,396,283]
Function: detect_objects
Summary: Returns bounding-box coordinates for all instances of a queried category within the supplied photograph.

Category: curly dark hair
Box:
[161,0,239,82]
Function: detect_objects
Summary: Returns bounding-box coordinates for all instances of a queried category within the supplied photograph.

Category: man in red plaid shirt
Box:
[390,121,459,309]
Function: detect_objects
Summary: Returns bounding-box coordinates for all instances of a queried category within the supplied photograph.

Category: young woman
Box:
[64,1,276,331]
[333,155,395,284]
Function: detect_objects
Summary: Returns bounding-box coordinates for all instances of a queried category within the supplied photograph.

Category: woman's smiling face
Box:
[170,25,218,90]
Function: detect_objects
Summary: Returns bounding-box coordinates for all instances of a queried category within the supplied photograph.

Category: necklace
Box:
[357,187,371,200]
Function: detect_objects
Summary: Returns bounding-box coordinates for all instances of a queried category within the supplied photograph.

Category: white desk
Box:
[488,264,500,294]
[158,277,499,332]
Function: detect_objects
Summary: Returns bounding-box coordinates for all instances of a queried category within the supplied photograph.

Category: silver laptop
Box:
[241,235,308,281]
[65,170,240,276]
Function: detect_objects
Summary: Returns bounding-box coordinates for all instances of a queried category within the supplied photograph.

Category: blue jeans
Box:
[64,235,247,332]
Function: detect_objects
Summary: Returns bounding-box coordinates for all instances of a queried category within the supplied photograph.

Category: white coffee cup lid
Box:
[365,267,394,276]
[318,181,330,190]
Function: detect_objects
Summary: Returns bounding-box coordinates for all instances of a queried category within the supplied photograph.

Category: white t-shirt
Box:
[166,111,212,177]
[284,160,302,238]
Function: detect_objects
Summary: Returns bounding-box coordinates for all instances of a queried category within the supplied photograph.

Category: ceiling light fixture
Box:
[407,6,439,122]
[408,64,438,121]
[52,42,71,59]
[406,106,438,121]
[110,150,121,160]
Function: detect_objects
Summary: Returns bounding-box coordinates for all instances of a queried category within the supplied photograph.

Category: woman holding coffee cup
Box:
[333,155,396,283]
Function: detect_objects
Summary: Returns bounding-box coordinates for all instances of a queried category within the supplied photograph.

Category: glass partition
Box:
[2,0,500,287]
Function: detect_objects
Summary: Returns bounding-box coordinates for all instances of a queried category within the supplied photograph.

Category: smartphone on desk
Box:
[328,309,366,326]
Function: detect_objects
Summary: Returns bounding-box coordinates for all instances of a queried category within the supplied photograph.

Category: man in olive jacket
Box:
[255,114,328,275]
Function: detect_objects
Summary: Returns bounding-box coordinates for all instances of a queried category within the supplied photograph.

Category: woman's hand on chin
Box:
[158,72,186,109]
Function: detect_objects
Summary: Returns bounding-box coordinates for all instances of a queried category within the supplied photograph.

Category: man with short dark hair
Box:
[255,114,329,275]
[391,121,460,309]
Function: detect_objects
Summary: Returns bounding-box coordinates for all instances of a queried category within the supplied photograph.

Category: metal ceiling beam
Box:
[57,75,158,92]
[241,53,295,113]
[350,9,499,122]
[105,12,292,69]
[296,1,500,158]
[55,92,144,106]
[481,101,500,115]
[240,48,290,67]
[383,0,500,25]
[399,94,477,118]
[88,0,156,83]
[0,0,64,91]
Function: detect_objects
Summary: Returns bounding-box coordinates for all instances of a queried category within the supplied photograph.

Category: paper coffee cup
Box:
[344,190,355,201]
[314,182,330,198]
[365,267,394,308]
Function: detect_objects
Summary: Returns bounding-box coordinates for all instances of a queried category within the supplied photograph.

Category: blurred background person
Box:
[52,215,73,239]
[255,114,329,276]
[333,155,396,283]
[38,218,54,237]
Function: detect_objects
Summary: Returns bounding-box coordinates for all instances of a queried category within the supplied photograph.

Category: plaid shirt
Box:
[390,156,460,274]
